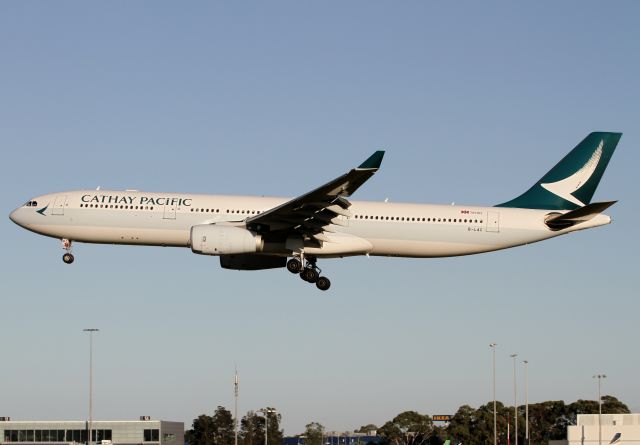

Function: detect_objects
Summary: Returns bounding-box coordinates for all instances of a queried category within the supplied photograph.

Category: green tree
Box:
[379,411,433,445]
[563,396,630,428]
[355,425,378,434]
[426,426,446,445]
[303,422,325,445]
[187,407,235,445]
[212,406,236,445]
[527,400,568,443]
[446,402,516,445]
[240,411,263,445]
[240,408,282,445]
[446,404,476,445]
[186,415,214,445]
[601,395,630,414]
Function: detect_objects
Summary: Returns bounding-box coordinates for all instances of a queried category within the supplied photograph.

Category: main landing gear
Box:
[61,239,74,264]
[286,257,331,291]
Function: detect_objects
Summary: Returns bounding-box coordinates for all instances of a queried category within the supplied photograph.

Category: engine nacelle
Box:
[190,224,261,255]
[220,254,286,270]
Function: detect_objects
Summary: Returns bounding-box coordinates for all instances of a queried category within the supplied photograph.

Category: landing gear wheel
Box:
[316,276,331,291]
[62,253,75,264]
[301,267,319,283]
[287,258,302,274]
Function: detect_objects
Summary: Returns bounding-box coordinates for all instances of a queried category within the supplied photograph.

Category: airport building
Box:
[283,432,381,445]
[566,414,640,444]
[0,419,183,445]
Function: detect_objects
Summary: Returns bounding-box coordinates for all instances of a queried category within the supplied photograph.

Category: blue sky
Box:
[1,1,639,435]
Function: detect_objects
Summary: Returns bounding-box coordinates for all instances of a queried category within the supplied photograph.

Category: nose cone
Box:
[9,208,24,227]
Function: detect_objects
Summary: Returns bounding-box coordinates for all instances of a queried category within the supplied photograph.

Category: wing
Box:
[245,151,384,245]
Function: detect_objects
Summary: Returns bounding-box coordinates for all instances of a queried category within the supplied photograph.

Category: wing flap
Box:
[246,151,384,239]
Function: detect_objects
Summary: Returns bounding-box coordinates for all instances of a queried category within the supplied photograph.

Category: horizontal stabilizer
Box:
[545,201,617,230]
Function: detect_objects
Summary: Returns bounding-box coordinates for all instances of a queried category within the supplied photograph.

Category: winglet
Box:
[358,150,385,169]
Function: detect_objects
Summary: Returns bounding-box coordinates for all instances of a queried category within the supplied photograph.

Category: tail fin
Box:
[496,132,621,210]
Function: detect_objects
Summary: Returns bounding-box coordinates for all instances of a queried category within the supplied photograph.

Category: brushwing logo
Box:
[36,203,49,216]
[541,140,603,207]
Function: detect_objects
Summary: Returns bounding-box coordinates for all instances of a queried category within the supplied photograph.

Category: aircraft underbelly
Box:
[353,225,555,258]
[28,223,190,247]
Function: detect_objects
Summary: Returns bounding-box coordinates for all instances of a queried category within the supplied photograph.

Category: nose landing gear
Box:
[61,239,74,264]
[286,256,331,291]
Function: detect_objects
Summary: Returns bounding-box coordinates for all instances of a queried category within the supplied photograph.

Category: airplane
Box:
[9,131,621,291]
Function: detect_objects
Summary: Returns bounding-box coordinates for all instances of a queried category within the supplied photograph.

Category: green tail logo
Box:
[497,132,621,210]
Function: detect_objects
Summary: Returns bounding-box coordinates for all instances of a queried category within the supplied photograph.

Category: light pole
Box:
[258,408,276,445]
[593,374,606,445]
[83,329,99,445]
[523,360,529,445]
[511,353,518,445]
[234,369,239,445]
[490,343,497,445]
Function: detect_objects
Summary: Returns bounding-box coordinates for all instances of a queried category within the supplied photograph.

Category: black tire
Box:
[62,253,74,264]
[299,268,318,283]
[286,258,302,274]
[316,276,331,291]
[303,268,319,283]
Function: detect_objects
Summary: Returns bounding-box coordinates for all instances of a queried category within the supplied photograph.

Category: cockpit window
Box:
[24,201,38,207]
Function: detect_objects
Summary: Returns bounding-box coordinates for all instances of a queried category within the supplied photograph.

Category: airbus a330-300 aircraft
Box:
[10,132,621,291]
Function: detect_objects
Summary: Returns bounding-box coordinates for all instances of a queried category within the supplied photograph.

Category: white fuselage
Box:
[9,189,612,258]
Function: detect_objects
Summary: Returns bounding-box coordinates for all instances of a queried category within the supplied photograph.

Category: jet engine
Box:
[220,254,286,270]
[190,224,262,255]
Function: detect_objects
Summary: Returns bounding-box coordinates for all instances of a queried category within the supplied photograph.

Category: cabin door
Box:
[52,195,67,216]
[486,211,500,232]
[163,203,177,219]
